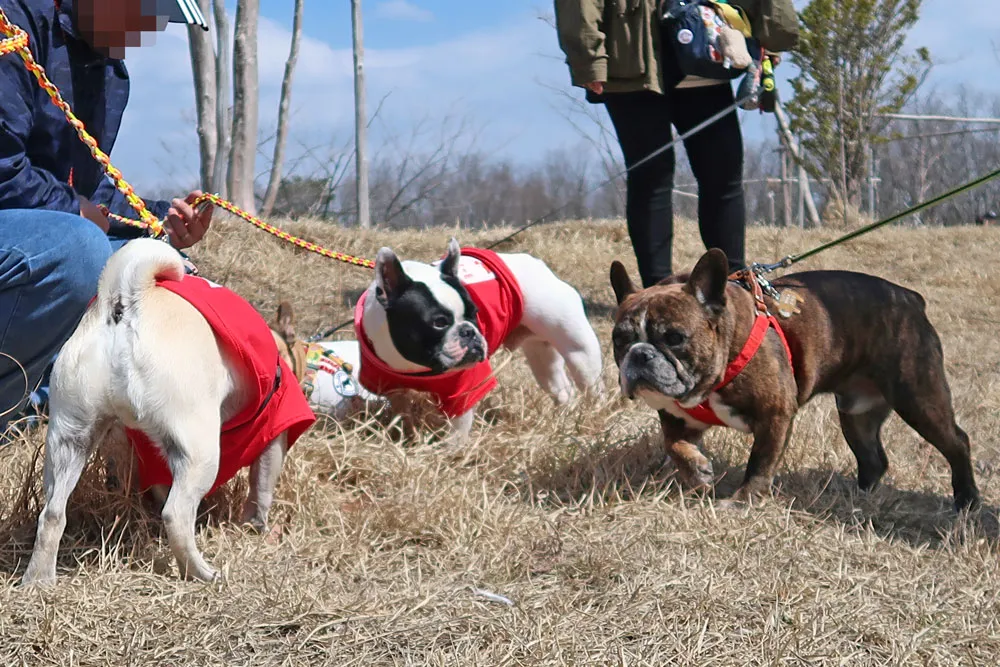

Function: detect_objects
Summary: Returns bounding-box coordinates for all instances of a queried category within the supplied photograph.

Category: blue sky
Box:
[115,0,1000,194]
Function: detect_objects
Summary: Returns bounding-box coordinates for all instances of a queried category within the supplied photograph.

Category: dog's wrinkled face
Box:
[374,238,487,373]
[609,249,732,408]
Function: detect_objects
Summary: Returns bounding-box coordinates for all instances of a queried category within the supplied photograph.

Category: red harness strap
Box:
[679,313,793,427]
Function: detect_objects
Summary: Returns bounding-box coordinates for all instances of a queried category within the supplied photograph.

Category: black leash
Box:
[484,93,751,250]
[306,92,753,342]
[752,164,1000,274]
[307,318,353,343]
[309,139,1000,343]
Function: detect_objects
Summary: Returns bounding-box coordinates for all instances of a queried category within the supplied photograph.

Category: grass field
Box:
[2,216,1000,665]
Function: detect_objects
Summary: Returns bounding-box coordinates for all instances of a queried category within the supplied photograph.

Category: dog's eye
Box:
[612,328,632,347]
[432,315,451,330]
[664,330,687,347]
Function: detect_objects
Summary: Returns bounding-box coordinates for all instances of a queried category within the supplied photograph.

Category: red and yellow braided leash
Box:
[0,8,162,234]
[0,7,375,270]
[104,194,376,269]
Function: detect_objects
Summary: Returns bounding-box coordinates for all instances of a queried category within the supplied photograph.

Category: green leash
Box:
[756,164,1000,274]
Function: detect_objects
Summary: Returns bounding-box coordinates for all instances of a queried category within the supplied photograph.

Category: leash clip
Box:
[194,194,218,217]
[748,265,782,302]
[733,267,776,317]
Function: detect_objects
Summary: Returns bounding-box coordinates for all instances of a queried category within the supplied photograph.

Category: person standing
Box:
[553,0,798,287]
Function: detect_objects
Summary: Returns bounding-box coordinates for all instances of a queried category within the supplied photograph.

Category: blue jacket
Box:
[0,0,170,236]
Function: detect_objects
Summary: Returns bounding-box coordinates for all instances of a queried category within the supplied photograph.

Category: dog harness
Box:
[679,305,793,427]
[354,247,525,418]
[125,276,316,493]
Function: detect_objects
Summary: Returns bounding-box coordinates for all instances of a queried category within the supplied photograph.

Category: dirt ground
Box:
[2,216,999,665]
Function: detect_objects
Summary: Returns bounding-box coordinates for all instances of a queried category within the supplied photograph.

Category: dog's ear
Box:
[610,261,638,305]
[276,301,296,344]
[439,238,461,278]
[684,248,729,314]
[375,247,411,306]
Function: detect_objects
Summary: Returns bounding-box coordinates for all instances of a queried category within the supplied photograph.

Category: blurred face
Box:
[75,0,171,59]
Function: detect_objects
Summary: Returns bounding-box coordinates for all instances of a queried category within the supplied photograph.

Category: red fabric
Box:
[124,276,316,492]
[355,248,525,417]
[680,314,793,426]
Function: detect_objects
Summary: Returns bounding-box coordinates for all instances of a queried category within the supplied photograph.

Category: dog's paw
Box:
[184,566,223,584]
[19,571,57,589]
[718,483,771,510]
[674,460,715,492]
[668,442,715,491]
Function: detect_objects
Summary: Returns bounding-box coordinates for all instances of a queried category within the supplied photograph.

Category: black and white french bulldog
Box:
[355,239,604,440]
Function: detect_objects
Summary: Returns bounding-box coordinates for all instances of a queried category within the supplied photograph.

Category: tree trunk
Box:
[779,146,792,227]
[212,0,232,198]
[228,0,260,214]
[187,0,216,192]
[261,0,305,217]
[351,0,371,228]
[836,58,849,223]
[774,100,821,228]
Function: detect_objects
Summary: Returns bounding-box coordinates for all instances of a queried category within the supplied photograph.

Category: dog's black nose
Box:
[458,325,478,341]
[634,346,655,363]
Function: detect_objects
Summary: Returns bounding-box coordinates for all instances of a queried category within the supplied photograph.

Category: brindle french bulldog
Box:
[609,248,979,511]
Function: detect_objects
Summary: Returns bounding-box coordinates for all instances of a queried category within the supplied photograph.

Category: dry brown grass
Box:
[2,216,1000,665]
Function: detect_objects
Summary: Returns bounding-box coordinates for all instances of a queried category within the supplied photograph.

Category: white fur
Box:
[637,389,751,433]
[636,307,648,343]
[404,260,466,318]
[362,246,605,439]
[22,239,291,587]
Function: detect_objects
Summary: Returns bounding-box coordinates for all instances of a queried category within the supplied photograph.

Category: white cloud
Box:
[111,1,1000,197]
[373,1,433,23]
[115,13,572,193]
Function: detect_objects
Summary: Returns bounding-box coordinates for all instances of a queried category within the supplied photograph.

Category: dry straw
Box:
[1,218,1000,664]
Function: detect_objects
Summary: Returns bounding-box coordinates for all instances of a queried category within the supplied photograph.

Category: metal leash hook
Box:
[747,264,782,301]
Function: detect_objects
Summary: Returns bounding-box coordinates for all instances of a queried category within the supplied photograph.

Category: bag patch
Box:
[661,0,762,81]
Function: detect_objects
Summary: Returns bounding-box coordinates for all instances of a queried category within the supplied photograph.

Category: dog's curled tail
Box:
[98,238,185,322]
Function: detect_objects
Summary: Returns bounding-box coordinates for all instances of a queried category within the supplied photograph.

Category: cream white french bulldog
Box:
[23,239,315,586]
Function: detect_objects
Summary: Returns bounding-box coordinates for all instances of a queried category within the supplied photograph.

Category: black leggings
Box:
[604,84,746,287]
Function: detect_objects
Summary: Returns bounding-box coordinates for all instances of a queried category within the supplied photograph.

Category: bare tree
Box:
[212,0,233,198]
[774,100,821,227]
[351,0,370,228]
[878,86,1000,226]
[187,0,216,191]
[261,0,305,217]
[228,0,260,213]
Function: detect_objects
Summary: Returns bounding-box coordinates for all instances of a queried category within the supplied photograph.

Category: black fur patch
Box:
[111,297,124,325]
[441,274,478,323]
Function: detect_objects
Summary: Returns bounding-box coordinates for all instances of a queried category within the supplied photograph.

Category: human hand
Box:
[584,81,605,95]
[78,196,110,233]
[769,53,782,67]
[166,191,213,249]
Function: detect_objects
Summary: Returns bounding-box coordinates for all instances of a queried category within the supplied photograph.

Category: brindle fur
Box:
[610,249,979,511]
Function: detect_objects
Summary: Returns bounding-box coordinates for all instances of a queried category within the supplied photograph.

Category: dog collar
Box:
[678,312,792,427]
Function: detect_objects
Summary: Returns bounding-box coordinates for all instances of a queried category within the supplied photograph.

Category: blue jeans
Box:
[0,209,130,433]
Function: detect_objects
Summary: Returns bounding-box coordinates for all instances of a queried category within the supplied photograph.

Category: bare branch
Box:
[261,0,305,217]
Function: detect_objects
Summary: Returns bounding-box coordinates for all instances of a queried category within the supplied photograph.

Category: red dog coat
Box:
[125,276,316,493]
[355,248,525,417]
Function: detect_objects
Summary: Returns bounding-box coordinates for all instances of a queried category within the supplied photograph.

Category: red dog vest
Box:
[355,248,525,417]
[680,313,793,426]
[125,276,316,493]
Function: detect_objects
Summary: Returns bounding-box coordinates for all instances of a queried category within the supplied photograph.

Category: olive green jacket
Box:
[554,0,664,94]
[553,0,799,95]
